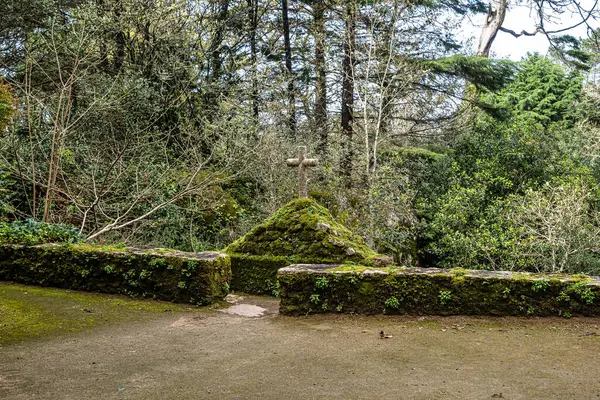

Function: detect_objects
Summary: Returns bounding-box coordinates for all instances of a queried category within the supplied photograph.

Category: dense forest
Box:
[1,0,600,274]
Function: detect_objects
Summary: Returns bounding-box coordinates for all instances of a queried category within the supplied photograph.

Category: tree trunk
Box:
[477,0,508,57]
[210,0,230,81]
[341,0,356,187]
[114,1,125,72]
[376,1,399,157]
[314,0,327,152]
[282,0,296,137]
[248,0,259,123]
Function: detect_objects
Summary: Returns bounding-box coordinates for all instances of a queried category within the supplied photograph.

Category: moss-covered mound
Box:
[226,198,377,264]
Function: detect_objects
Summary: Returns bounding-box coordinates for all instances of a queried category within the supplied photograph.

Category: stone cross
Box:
[286,146,318,198]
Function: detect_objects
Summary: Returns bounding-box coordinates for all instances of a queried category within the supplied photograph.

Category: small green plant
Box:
[439,290,452,306]
[321,301,329,311]
[149,258,167,269]
[556,291,570,302]
[385,296,401,309]
[103,265,115,274]
[531,279,549,293]
[310,293,320,304]
[502,287,511,298]
[271,281,281,297]
[526,306,536,315]
[177,281,187,289]
[336,304,343,312]
[222,282,230,294]
[569,282,595,305]
[187,260,198,272]
[562,311,572,319]
[315,276,330,290]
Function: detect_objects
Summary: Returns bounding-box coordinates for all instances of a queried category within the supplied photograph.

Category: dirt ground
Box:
[2,285,600,399]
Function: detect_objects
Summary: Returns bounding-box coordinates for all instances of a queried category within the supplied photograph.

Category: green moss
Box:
[229,253,289,295]
[278,266,600,317]
[0,282,202,345]
[326,265,387,273]
[225,198,378,264]
[0,244,231,305]
[225,198,383,295]
[450,268,469,277]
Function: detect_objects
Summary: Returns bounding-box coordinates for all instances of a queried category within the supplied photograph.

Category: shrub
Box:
[0,219,85,245]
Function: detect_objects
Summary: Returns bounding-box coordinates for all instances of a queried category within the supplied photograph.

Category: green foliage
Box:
[310,293,320,304]
[496,55,582,128]
[315,276,330,290]
[424,54,516,91]
[384,296,401,309]
[568,281,596,305]
[551,35,594,70]
[531,280,549,293]
[557,291,571,302]
[420,55,600,275]
[0,164,20,218]
[0,219,84,246]
[438,290,452,306]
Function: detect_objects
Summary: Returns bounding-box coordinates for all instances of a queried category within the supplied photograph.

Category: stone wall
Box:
[229,253,289,295]
[0,244,231,305]
[278,264,600,317]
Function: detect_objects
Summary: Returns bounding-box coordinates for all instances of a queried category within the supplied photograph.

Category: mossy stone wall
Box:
[0,244,231,305]
[278,265,600,317]
[229,254,290,294]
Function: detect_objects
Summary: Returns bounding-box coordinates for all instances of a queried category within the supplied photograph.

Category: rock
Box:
[371,255,393,267]
[221,304,266,317]
[328,238,345,247]
[346,247,356,256]
[316,222,331,232]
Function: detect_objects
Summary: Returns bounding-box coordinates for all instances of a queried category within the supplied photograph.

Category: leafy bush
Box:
[0,219,85,245]
[419,56,600,275]
[423,174,600,274]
